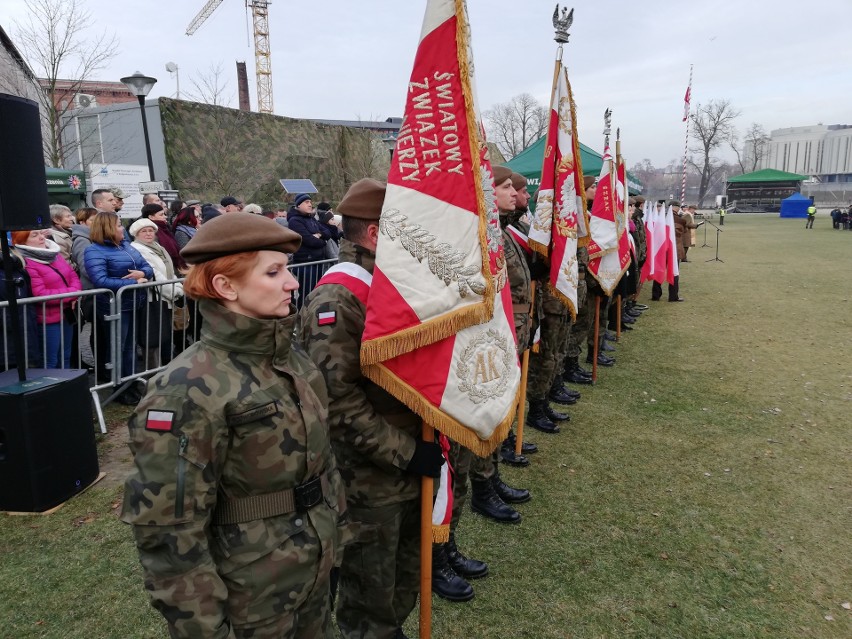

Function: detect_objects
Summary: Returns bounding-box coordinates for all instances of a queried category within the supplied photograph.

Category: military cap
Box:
[670,200,681,207]
[111,187,126,199]
[510,172,527,191]
[181,212,301,264]
[493,165,512,186]
[337,178,386,220]
[583,176,596,190]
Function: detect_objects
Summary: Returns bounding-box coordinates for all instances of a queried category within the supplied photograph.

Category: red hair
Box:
[183,252,260,300]
[10,231,32,246]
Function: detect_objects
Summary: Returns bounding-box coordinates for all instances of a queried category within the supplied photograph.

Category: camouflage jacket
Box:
[631,211,648,264]
[295,239,420,509]
[500,212,533,350]
[122,299,346,638]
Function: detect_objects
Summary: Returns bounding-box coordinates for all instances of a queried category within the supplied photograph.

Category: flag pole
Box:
[680,64,693,205]
[514,281,536,457]
[615,130,623,342]
[419,421,434,639]
[592,295,600,382]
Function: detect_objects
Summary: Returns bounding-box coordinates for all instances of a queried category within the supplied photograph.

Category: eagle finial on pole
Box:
[553,5,574,44]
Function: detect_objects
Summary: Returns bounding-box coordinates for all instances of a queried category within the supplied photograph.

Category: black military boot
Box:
[600,340,616,352]
[446,532,489,579]
[548,376,578,405]
[499,442,530,467]
[471,479,521,524]
[492,473,531,504]
[526,399,560,434]
[432,543,475,601]
[504,429,538,454]
[603,330,617,341]
[545,403,570,422]
[565,356,593,384]
[596,352,615,366]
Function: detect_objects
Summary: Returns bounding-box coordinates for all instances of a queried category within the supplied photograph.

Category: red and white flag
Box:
[683,85,691,122]
[431,433,453,542]
[614,155,632,275]
[528,64,584,319]
[360,0,520,457]
[587,145,627,295]
[640,202,677,285]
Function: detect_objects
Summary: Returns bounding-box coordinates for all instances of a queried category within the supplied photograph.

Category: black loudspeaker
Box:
[0,369,99,512]
[0,93,50,230]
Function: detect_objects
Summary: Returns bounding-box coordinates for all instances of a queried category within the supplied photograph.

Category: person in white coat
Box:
[129,218,185,368]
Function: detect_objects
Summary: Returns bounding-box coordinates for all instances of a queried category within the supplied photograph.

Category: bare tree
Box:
[12,0,118,167]
[186,62,235,107]
[730,123,770,174]
[689,99,741,206]
[483,93,548,159]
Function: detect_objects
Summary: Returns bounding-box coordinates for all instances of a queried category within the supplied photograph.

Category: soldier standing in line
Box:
[122,213,348,639]
[295,179,451,635]
[460,166,532,528]
[520,172,576,436]
[500,172,540,464]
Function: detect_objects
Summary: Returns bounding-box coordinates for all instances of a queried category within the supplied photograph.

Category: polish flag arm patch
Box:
[317,310,336,326]
[146,410,175,432]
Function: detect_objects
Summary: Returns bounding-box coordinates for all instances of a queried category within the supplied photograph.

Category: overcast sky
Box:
[6,0,852,166]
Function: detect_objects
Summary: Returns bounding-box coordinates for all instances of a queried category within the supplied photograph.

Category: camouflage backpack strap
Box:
[313,262,372,306]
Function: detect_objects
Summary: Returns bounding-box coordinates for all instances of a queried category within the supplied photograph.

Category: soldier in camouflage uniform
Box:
[463,167,532,527]
[122,213,348,639]
[565,177,602,382]
[295,179,446,637]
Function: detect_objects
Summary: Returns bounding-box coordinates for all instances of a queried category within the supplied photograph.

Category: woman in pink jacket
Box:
[12,229,82,368]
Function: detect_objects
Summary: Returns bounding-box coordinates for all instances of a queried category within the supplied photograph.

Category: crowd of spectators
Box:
[2,191,343,402]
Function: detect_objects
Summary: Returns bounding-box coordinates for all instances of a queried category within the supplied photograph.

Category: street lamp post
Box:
[120,71,157,181]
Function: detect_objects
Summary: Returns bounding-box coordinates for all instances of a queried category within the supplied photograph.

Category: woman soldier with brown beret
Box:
[122,213,347,638]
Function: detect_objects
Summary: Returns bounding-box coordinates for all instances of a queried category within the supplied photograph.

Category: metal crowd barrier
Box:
[1,258,338,433]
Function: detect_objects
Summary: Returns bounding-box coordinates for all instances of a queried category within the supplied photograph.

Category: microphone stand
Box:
[700,215,712,248]
[704,220,723,263]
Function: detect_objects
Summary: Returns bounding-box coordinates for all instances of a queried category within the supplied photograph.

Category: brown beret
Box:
[510,172,527,191]
[337,178,385,220]
[180,212,301,264]
[583,176,595,190]
[493,165,512,187]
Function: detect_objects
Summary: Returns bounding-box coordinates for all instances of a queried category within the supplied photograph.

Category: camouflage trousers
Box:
[449,442,473,531]
[566,277,588,359]
[336,500,420,639]
[527,286,572,400]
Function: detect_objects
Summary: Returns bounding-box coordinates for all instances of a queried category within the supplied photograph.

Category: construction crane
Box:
[186,0,274,114]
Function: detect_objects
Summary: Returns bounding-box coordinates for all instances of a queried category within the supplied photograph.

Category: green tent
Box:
[45,167,87,207]
[505,136,643,194]
[726,168,809,183]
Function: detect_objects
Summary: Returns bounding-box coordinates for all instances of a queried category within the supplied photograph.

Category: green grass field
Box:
[2,214,850,638]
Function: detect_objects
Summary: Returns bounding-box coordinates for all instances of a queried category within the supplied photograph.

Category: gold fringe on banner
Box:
[455,0,495,317]
[432,524,450,544]
[361,361,516,458]
[361,303,492,365]
[549,281,577,322]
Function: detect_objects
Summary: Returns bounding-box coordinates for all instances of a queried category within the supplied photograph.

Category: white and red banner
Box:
[431,434,453,542]
[640,201,678,285]
[683,85,691,122]
[587,145,628,295]
[360,0,519,457]
[528,64,584,319]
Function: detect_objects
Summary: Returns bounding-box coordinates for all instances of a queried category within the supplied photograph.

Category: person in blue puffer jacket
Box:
[84,212,153,404]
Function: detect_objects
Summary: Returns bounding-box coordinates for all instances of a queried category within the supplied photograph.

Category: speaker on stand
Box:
[0,94,100,513]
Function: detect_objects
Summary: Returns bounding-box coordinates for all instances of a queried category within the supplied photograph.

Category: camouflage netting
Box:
[159,98,391,209]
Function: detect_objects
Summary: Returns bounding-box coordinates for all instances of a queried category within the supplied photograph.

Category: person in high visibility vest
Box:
[718,207,726,225]
[806,204,816,229]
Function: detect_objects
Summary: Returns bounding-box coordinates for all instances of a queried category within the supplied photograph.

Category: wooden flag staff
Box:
[514,281,536,457]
